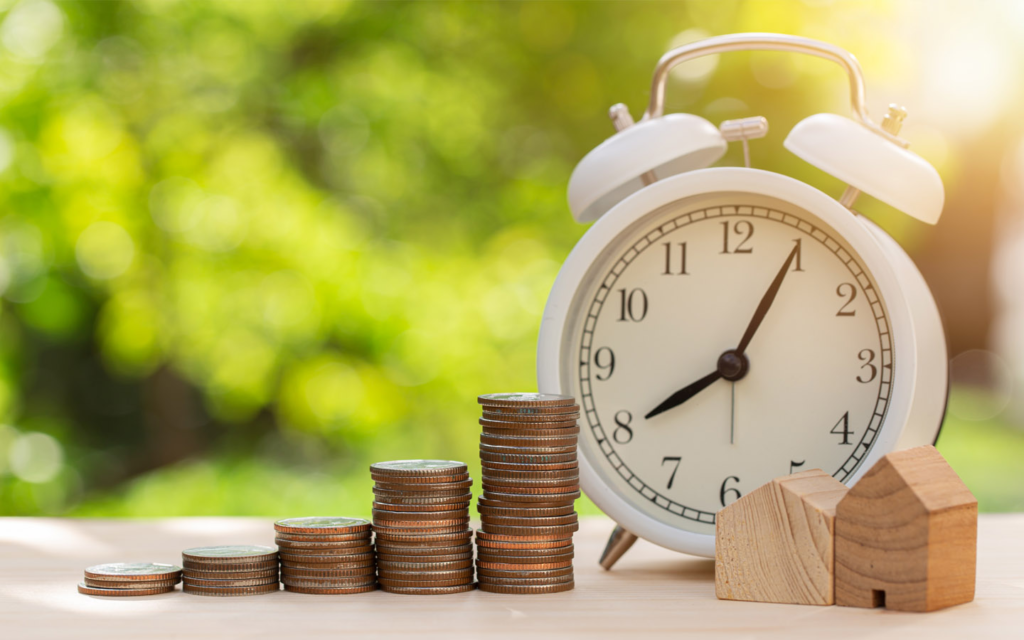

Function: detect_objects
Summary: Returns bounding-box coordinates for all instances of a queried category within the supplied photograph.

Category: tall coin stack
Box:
[181,545,280,596]
[476,393,580,594]
[371,460,476,594]
[275,517,377,594]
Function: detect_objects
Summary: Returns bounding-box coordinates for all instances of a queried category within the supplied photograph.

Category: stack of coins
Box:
[371,460,476,594]
[275,517,377,594]
[181,545,279,596]
[476,393,580,594]
[78,563,181,596]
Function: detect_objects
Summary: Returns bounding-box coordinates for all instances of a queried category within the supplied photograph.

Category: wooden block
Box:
[834,445,977,612]
[716,468,849,605]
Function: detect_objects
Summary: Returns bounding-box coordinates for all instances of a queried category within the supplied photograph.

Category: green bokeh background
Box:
[0,0,1022,519]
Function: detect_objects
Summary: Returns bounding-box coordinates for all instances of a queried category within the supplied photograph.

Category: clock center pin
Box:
[717,350,750,382]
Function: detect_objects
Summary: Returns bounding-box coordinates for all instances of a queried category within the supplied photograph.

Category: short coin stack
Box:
[275,517,377,594]
[181,545,280,596]
[476,393,580,594]
[78,563,181,596]
[371,460,476,594]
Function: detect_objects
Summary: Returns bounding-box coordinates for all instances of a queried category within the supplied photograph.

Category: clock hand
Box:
[644,369,722,420]
[734,242,801,356]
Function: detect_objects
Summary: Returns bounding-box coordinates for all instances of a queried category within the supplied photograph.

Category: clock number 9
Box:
[593,347,615,381]
[617,288,648,322]
[720,476,741,507]
[612,410,633,444]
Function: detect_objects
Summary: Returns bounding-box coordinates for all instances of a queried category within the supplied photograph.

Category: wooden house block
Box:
[716,468,849,605]
[834,445,977,612]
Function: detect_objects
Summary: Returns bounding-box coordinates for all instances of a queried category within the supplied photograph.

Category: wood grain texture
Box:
[835,445,977,612]
[715,468,848,605]
[2,514,1020,639]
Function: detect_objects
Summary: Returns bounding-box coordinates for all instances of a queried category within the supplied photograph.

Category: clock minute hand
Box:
[734,242,801,356]
[644,370,722,420]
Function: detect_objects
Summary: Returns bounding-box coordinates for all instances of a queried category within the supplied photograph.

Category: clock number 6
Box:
[613,410,634,444]
[661,456,682,489]
[617,288,648,322]
[720,476,741,507]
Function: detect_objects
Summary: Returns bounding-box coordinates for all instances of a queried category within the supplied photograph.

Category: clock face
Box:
[563,193,894,536]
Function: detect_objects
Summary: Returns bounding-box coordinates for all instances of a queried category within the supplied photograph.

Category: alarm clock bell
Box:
[552,33,949,571]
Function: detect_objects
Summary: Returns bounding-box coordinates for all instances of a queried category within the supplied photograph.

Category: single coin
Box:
[278,551,375,565]
[182,559,279,572]
[479,451,577,464]
[478,575,575,587]
[476,549,575,563]
[371,472,469,485]
[477,393,575,407]
[274,537,373,550]
[273,531,371,543]
[78,582,176,597]
[280,560,376,570]
[479,581,574,594]
[475,538,573,551]
[183,576,279,588]
[275,545,374,557]
[377,559,473,571]
[372,515,470,527]
[480,403,580,415]
[483,490,581,503]
[372,524,470,537]
[373,530,473,543]
[274,517,371,535]
[482,460,579,473]
[281,565,375,577]
[377,569,474,583]
[479,514,579,528]
[372,486,472,499]
[183,582,280,596]
[477,566,574,579]
[481,467,579,480]
[371,508,469,521]
[480,433,578,448]
[83,578,179,590]
[480,411,580,423]
[474,544,575,558]
[482,485,581,497]
[182,545,278,564]
[281,576,377,588]
[476,530,575,545]
[481,523,580,537]
[380,583,477,595]
[376,551,472,564]
[480,420,580,433]
[370,460,469,476]
[372,501,469,513]
[476,503,576,518]
[84,563,182,581]
[378,576,476,588]
[480,443,577,455]
[482,475,580,489]
[372,479,474,493]
[285,584,378,595]
[476,560,573,571]
[183,569,278,581]
[374,542,473,555]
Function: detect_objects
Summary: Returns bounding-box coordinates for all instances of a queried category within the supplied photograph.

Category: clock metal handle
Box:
[642,32,907,148]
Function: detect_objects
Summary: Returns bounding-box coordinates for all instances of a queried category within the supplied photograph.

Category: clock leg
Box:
[599,525,639,570]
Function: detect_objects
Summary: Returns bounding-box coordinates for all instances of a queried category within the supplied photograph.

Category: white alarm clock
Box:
[536,34,948,565]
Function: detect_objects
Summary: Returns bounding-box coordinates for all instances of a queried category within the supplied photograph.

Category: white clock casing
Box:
[536,167,947,558]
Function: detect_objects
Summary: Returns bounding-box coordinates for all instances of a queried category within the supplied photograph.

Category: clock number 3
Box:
[857,348,878,383]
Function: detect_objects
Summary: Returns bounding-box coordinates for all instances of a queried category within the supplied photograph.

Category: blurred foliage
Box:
[0,0,1019,517]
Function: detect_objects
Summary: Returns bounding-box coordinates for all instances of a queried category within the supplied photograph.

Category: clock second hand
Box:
[644,242,801,422]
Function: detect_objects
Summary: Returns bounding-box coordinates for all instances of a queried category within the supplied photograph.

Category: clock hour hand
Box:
[734,242,801,355]
[644,370,722,420]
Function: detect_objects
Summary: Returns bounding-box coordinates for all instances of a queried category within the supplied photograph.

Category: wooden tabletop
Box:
[1,515,1021,639]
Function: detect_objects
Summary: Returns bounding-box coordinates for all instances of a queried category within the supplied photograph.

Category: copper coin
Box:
[483,490,581,503]
[476,503,576,518]
[482,475,579,489]
[480,514,579,527]
[476,531,574,545]
[372,524,470,536]
[182,568,278,580]
[374,542,473,555]
[371,472,469,485]
[84,563,182,582]
[378,567,473,580]
[370,460,469,476]
[475,544,575,558]
[480,433,578,448]
[377,559,473,571]
[378,576,475,588]
[83,578,179,590]
[479,581,574,594]
[475,538,573,551]
[282,576,377,588]
[372,487,472,499]
[376,551,472,563]
[372,515,470,527]
[373,530,473,543]
[480,443,577,455]
[371,507,469,521]
[275,545,374,557]
[482,484,581,496]
[476,560,573,571]
[479,451,577,464]
[281,567,375,579]
[279,551,375,565]
[380,583,476,595]
[476,550,575,564]
[274,517,371,536]
[182,559,279,572]
[481,467,579,480]
[480,523,580,537]
[478,575,574,587]
[183,582,280,596]
[280,560,376,570]
[78,582,176,597]
[479,411,580,423]
[477,393,575,407]
[480,420,580,434]
[274,537,373,550]
[480,403,580,415]
[183,576,279,588]
[373,479,474,493]
[482,460,579,473]
[284,583,378,595]
[372,500,469,513]
[182,545,278,564]
[274,531,371,543]
[477,566,574,579]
